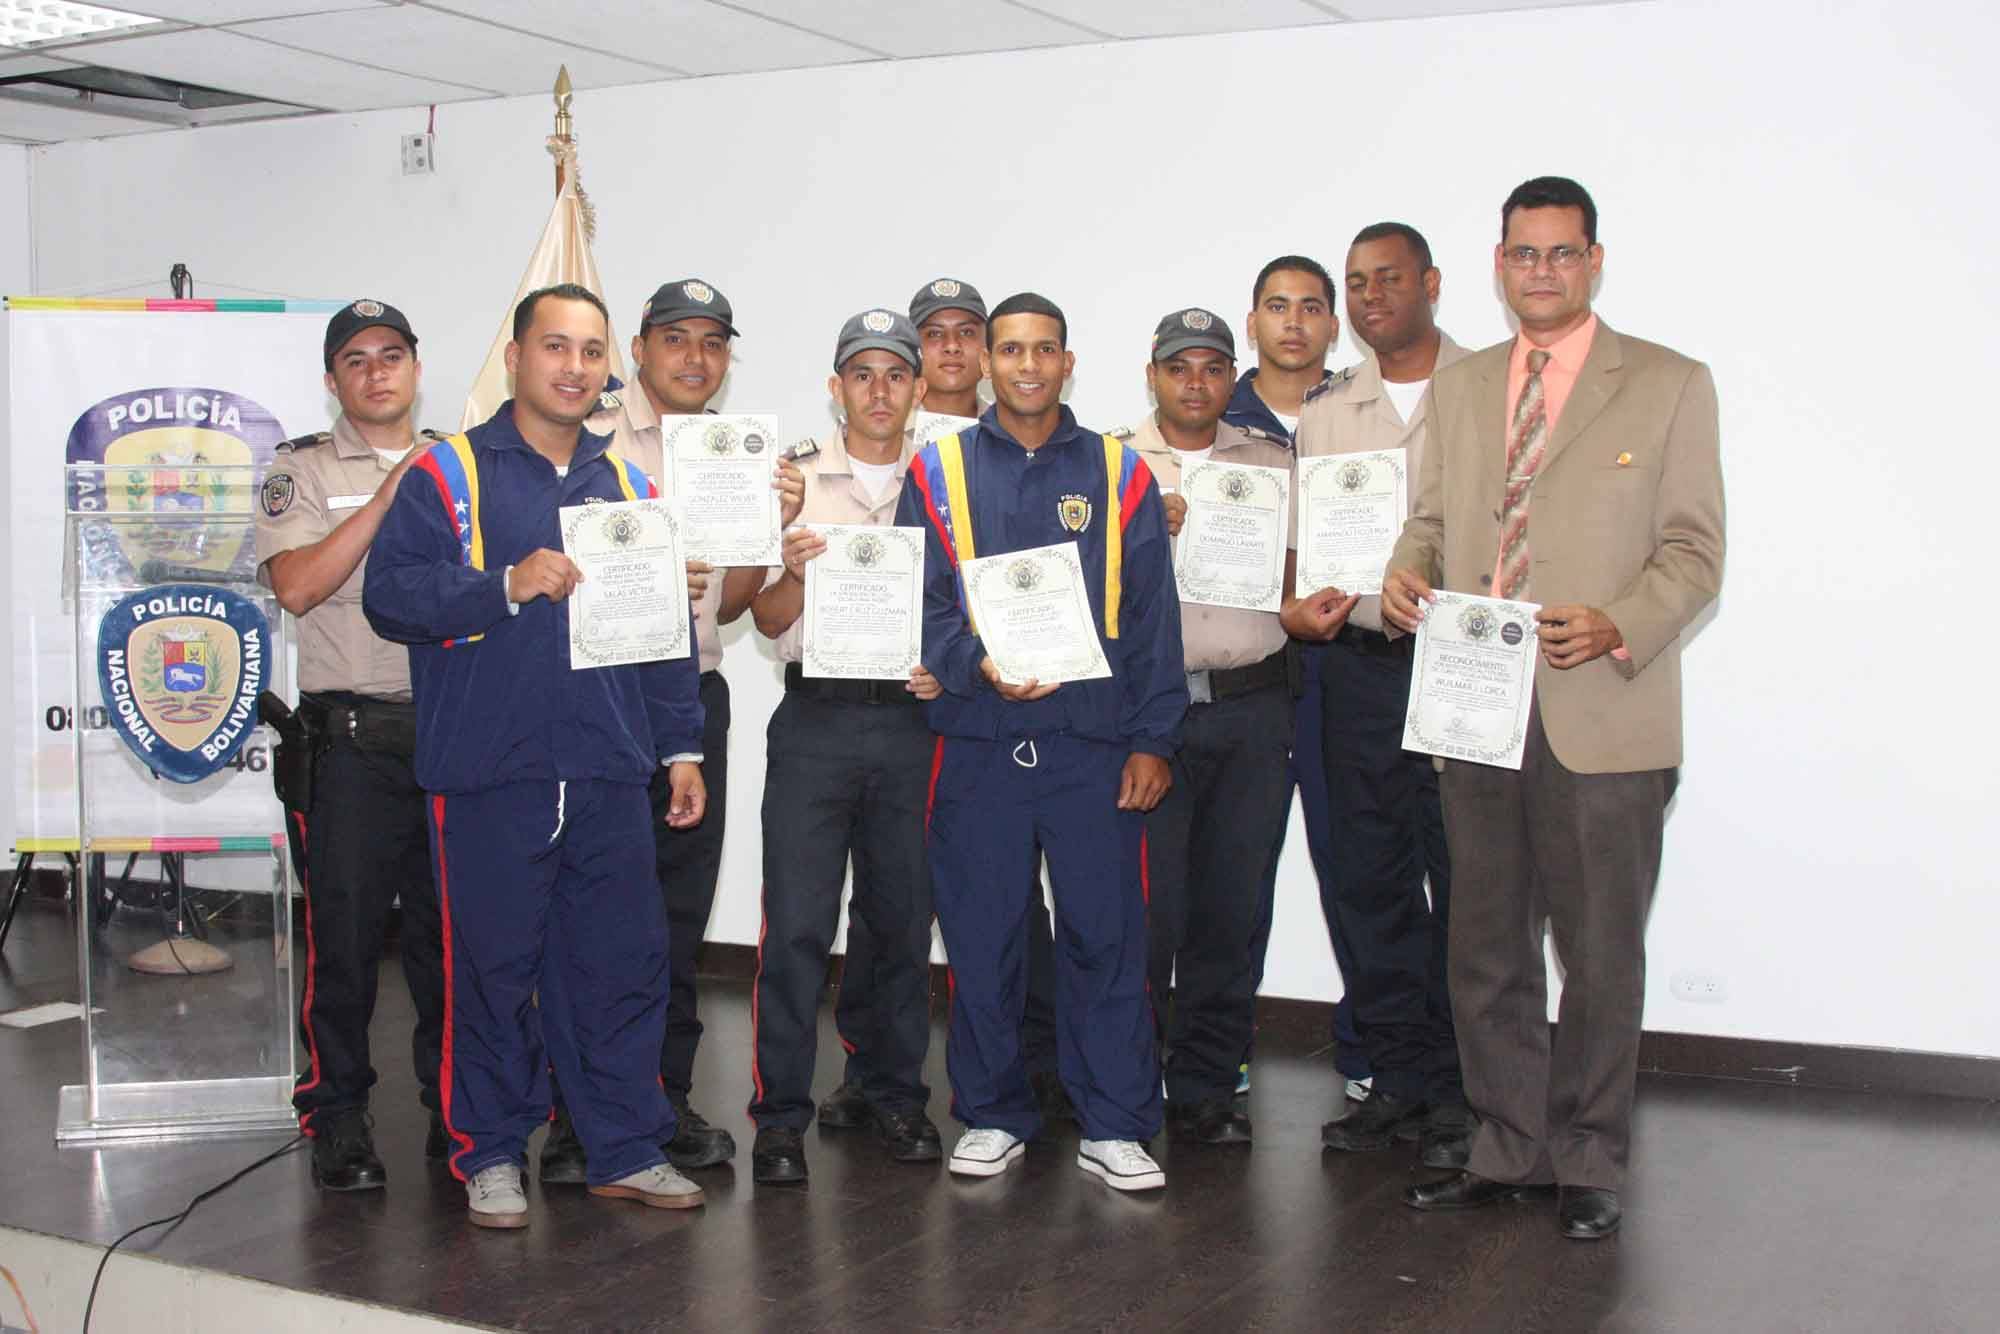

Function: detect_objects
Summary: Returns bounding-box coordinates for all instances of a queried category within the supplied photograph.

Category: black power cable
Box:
[81,1134,304,1332]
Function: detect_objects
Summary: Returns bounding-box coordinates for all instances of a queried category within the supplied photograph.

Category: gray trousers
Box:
[1439,700,1675,1191]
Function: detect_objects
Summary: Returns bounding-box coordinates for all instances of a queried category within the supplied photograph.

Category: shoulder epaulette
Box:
[275,431,331,453]
[1235,424,1284,445]
[595,389,622,414]
[1108,426,1136,443]
[783,438,820,463]
[419,428,449,443]
[1302,367,1354,406]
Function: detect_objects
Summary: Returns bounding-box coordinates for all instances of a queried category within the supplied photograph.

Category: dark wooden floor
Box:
[2,896,1995,1333]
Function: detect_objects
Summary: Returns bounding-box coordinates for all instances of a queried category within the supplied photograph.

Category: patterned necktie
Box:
[1498,348,1550,600]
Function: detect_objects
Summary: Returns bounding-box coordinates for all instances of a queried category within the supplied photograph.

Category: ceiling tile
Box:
[238,7,670,94]
[414,0,877,76]
[0,94,163,141]
[727,1,1098,58]
[0,53,86,76]
[1331,0,1619,17]
[73,27,495,109]
[1016,0,1340,39]
[119,1,390,21]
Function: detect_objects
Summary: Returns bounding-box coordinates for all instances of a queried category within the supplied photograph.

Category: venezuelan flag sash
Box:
[411,433,487,646]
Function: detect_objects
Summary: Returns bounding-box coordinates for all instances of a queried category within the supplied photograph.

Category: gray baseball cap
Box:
[834,308,923,372]
[641,278,739,336]
[909,277,987,328]
[1151,307,1235,362]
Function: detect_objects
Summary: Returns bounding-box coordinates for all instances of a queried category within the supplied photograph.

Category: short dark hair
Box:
[1500,176,1598,245]
[1350,222,1434,272]
[512,282,610,342]
[986,292,1067,348]
[1252,255,1335,308]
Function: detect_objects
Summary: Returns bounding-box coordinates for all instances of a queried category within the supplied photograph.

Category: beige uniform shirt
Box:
[254,414,426,700]
[1126,415,1292,673]
[1295,331,1469,631]
[764,429,917,664]
[586,386,727,674]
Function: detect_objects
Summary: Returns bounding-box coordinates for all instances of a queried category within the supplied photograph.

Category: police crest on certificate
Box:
[1172,459,1290,612]
[1297,448,1406,597]
[959,541,1111,686]
[1401,590,1539,769]
[801,523,925,680]
[661,413,783,566]
[559,499,691,669]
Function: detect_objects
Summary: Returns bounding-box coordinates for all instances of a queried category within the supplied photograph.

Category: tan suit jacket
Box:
[1390,320,1724,774]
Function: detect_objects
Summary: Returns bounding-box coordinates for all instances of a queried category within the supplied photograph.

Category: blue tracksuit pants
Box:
[428,778,675,1186]
[928,734,1162,1143]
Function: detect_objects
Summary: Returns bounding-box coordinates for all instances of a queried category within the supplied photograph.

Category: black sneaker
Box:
[751,1126,808,1185]
[539,1108,588,1185]
[425,1109,448,1160]
[1419,1101,1477,1169]
[1321,1089,1427,1152]
[310,1109,387,1192]
[1169,1097,1253,1145]
[666,1096,737,1170]
[816,1079,872,1129]
[873,1105,944,1163]
[1030,1070,1080,1127]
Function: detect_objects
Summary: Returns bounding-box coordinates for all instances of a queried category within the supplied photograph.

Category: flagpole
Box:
[552,65,573,195]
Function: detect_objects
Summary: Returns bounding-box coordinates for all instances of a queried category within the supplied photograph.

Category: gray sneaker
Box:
[588,1161,706,1210]
[466,1163,528,1229]
[1078,1138,1165,1192]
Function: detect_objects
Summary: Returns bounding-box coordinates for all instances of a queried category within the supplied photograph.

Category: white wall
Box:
[14,0,1999,1057]
[0,142,32,859]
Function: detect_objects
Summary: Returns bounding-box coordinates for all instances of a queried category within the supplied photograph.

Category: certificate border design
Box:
[801,523,925,681]
[561,499,691,669]
[1401,590,1537,768]
[962,542,1111,684]
[662,413,783,566]
[1297,448,1406,595]
[1173,458,1290,612]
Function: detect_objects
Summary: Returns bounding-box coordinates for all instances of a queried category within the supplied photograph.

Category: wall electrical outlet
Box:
[1669,968,1729,1004]
[401,133,435,175]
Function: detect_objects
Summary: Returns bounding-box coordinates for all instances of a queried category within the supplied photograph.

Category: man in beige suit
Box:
[1386,177,1724,1240]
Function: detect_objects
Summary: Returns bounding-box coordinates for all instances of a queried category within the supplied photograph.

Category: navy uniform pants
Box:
[429,778,674,1186]
[1289,643,1371,1080]
[656,670,731,1100]
[930,734,1160,1143]
[1317,632,1458,1103]
[283,716,444,1133]
[750,687,934,1130]
[1146,681,1295,1104]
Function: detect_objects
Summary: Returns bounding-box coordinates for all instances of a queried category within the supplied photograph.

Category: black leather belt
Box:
[783,661,918,706]
[299,691,418,755]
[1334,624,1412,659]
[1185,649,1289,705]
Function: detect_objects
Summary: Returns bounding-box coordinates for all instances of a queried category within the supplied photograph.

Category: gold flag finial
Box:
[553,65,573,140]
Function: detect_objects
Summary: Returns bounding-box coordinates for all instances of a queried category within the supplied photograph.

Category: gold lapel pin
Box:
[1616,451,1633,467]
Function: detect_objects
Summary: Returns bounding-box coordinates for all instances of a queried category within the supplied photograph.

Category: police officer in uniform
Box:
[1299,223,1474,1167]
[540,279,799,1182]
[1122,308,1327,1145]
[255,299,447,1190]
[746,309,944,1185]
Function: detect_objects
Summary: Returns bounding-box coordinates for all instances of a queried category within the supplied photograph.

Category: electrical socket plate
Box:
[401,133,434,175]
[1670,968,1728,1004]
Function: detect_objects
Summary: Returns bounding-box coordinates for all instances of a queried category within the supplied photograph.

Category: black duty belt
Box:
[1185,649,1290,705]
[299,691,418,755]
[1334,624,1413,659]
[783,661,920,706]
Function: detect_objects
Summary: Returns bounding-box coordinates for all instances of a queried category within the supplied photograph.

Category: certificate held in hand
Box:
[802,523,925,680]
[959,541,1111,687]
[1401,590,1540,769]
[660,413,782,567]
[1296,447,1406,596]
[1173,458,1291,612]
[559,499,690,669]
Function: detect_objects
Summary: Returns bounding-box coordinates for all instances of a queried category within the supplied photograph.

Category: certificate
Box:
[802,524,925,680]
[1174,459,1290,612]
[959,541,1112,687]
[559,499,690,669]
[1296,448,1407,596]
[911,410,981,449]
[1401,591,1540,769]
[660,413,782,566]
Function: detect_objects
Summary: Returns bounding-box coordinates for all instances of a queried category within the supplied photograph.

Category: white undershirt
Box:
[1271,410,1299,436]
[1175,446,1213,467]
[553,464,569,478]
[374,446,411,467]
[849,456,899,503]
[1382,376,1430,425]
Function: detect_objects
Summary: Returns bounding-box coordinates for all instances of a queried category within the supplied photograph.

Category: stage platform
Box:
[1,893,1995,1332]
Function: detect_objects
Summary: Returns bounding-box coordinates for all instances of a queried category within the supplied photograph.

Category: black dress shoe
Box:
[426,1110,448,1161]
[1322,1090,1427,1152]
[752,1126,808,1185]
[667,1097,737,1170]
[1170,1098,1253,1145]
[873,1106,944,1163]
[1030,1071,1080,1127]
[1418,1102,1476,1170]
[817,1080,873,1129]
[539,1109,588,1185]
[310,1109,387,1192]
[1558,1186,1621,1239]
[1403,1169,1552,1211]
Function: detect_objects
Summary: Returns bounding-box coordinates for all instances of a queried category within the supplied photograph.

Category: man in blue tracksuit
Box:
[897,292,1187,1193]
[364,283,709,1228]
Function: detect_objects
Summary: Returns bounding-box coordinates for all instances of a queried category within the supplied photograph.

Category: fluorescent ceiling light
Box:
[0,2,163,50]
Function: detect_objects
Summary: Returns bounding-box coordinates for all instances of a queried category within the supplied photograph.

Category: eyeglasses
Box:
[1502,245,1592,271]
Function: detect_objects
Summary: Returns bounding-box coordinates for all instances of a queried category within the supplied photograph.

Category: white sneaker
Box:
[1345,1076,1374,1104]
[948,1127,1025,1178]
[588,1161,706,1210]
[466,1163,528,1229]
[1078,1139,1165,1192]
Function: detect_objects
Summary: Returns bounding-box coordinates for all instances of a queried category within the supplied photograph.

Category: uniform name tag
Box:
[327,494,372,510]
